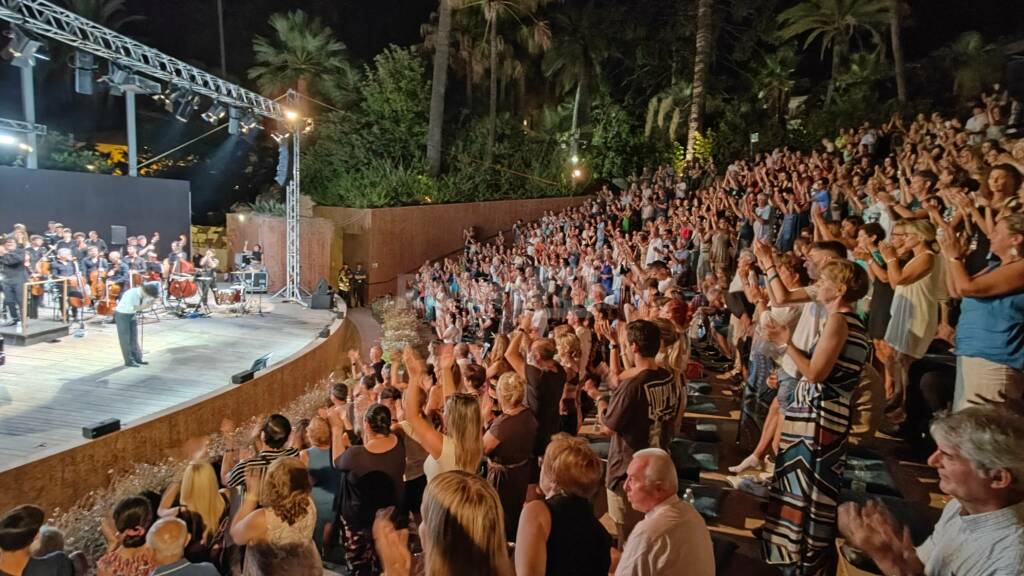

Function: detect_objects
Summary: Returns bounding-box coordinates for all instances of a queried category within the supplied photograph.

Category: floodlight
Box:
[201,102,227,124]
[174,93,200,122]
[3,28,47,67]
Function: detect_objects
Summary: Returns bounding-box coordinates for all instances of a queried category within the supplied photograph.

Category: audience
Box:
[4,83,1023,576]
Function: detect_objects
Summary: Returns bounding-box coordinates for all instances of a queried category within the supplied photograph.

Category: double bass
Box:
[168,258,197,299]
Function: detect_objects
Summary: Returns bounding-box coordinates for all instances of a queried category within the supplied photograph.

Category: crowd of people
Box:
[4,87,1024,576]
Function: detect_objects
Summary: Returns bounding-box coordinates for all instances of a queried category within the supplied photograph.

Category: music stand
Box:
[231,270,266,317]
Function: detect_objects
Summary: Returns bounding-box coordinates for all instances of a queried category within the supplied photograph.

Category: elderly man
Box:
[148,517,219,575]
[615,448,715,576]
[839,406,1024,575]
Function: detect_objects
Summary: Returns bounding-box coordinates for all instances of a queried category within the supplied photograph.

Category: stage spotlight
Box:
[227,106,242,135]
[100,62,129,95]
[271,130,289,143]
[0,134,19,146]
[284,108,299,121]
[201,102,227,124]
[240,112,261,133]
[572,167,584,180]
[174,93,200,122]
[2,28,47,67]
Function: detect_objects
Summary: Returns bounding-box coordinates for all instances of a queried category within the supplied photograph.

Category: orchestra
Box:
[0,223,269,330]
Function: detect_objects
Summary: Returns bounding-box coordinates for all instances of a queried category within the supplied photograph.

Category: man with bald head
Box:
[615,448,715,576]
[147,517,218,575]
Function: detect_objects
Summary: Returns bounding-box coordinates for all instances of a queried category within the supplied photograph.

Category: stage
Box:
[0,301,338,471]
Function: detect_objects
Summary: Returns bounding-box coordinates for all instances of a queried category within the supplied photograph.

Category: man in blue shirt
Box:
[114,282,159,367]
[147,518,219,575]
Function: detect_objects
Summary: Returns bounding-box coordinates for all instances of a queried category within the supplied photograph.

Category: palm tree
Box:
[464,0,550,163]
[247,10,357,109]
[685,0,713,162]
[422,10,486,108]
[541,1,617,138]
[935,31,1003,100]
[754,47,796,127]
[777,0,889,106]
[887,0,907,104]
[426,0,453,177]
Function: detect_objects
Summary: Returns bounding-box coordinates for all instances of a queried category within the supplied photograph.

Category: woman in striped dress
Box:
[760,259,873,575]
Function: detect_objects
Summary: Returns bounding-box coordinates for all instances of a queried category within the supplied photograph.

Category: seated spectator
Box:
[0,505,74,576]
[97,496,155,576]
[374,470,514,576]
[230,457,319,574]
[146,517,218,575]
[32,525,64,558]
[515,433,611,576]
[615,448,715,576]
[840,406,1024,575]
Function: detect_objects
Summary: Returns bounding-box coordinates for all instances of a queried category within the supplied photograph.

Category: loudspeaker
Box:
[83,418,120,439]
[314,278,331,294]
[231,368,257,384]
[74,51,95,95]
[111,225,127,246]
[310,293,332,310]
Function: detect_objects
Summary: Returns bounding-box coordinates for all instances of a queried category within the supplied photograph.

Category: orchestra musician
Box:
[43,221,61,247]
[72,234,89,262]
[0,235,29,327]
[240,241,264,269]
[197,249,219,310]
[85,230,107,253]
[106,251,129,292]
[81,246,107,279]
[144,252,164,281]
[52,248,85,328]
[123,245,145,273]
[26,235,49,320]
[137,232,159,258]
[55,228,75,254]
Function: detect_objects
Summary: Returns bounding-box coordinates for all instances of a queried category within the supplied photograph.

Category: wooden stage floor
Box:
[0,300,337,471]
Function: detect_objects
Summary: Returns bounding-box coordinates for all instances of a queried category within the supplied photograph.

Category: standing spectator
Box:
[615,448,715,576]
[298,416,340,555]
[484,372,538,538]
[515,434,612,576]
[0,505,73,576]
[505,316,567,465]
[334,404,406,576]
[221,415,299,490]
[603,320,682,544]
[147,517,219,575]
[940,212,1024,409]
[230,458,319,574]
[373,471,514,576]
[156,461,229,564]
[760,259,871,574]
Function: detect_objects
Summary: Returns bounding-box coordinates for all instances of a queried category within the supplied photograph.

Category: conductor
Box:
[115,281,160,367]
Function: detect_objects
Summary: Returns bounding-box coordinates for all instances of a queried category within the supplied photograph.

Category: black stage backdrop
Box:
[0,167,190,253]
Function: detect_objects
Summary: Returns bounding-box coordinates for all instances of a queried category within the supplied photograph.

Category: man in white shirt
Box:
[839,406,1024,576]
[615,448,715,576]
[114,281,159,367]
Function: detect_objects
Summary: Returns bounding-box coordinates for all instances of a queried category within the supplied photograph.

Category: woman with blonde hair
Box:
[157,460,229,549]
[879,219,947,420]
[554,332,582,434]
[484,371,538,538]
[230,457,319,574]
[485,333,513,383]
[514,433,611,576]
[374,470,514,576]
[403,347,484,481]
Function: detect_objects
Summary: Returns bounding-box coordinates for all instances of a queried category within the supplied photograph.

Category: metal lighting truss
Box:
[1,0,307,303]
[272,91,307,304]
[0,116,46,136]
[0,0,284,120]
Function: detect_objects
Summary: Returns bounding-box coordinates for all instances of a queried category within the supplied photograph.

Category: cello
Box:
[68,259,91,310]
[30,245,55,297]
